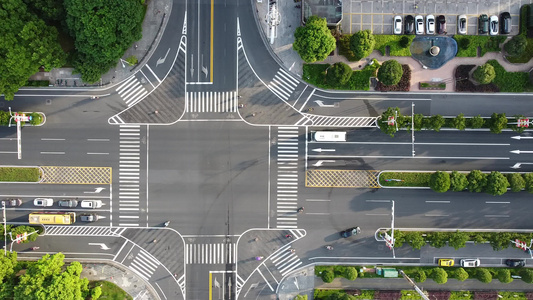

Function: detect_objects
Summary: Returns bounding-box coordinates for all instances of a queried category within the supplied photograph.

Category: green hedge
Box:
[24,80,51,87]
[374,35,415,56]
[379,172,431,187]
[486,60,532,92]
[0,167,41,182]
[0,111,44,126]
[453,35,506,57]
[507,5,533,63]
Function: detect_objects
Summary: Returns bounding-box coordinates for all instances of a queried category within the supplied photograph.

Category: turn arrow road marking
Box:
[88,243,110,250]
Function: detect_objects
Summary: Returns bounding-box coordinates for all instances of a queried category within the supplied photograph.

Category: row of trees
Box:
[379,107,523,137]
[409,266,530,285]
[1,0,145,100]
[391,229,533,251]
[316,265,358,283]
[322,59,403,88]
[429,170,533,195]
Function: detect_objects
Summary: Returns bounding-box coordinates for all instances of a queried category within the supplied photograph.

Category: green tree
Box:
[485,171,509,196]
[11,225,40,242]
[390,229,405,248]
[524,173,533,193]
[14,253,94,300]
[65,0,145,83]
[427,115,446,131]
[321,269,335,283]
[467,170,487,193]
[413,114,424,131]
[430,171,451,193]
[472,63,496,84]
[459,38,471,50]
[426,232,449,248]
[294,16,336,63]
[326,62,353,88]
[344,267,358,281]
[0,251,18,283]
[520,269,533,283]
[476,268,492,283]
[454,268,469,281]
[349,30,375,60]
[91,286,102,300]
[504,35,528,56]
[448,230,469,250]
[488,232,512,251]
[22,0,65,23]
[405,232,426,250]
[469,115,485,129]
[497,269,513,283]
[453,113,467,130]
[0,0,67,100]
[488,113,508,134]
[399,36,410,48]
[450,171,468,192]
[508,173,525,192]
[430,268,448,284]
[414,270,426,283]
[377,60,403,86]
[378,107,407,137]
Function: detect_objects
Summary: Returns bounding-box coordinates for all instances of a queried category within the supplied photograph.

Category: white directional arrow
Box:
[313,160,336,167]
[156,48,171,66]
[84,187,106,194]
[511,163,533,169]
[511,136,533,140]
[88,243,110,250]
[314,100,335,108]
[312,148,335,153]
[510,150,533,154]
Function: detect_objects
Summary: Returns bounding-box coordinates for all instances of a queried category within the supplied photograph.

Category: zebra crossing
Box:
[116,76,148,107]
[44,226,125,236]
[118,125,141,227]
[186,243,236,264]
[302,114,377,127]
[127,249,160,281]
[268,68,299,101]
[269,243,303,277]
[275,127,300,229]
[186,91,238,113]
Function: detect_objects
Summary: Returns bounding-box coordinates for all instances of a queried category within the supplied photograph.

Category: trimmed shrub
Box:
[467,170,487,193]
[430,268,448,284]
[508,173,525,192]
[469,115,485,129]
[497,269,513,283]
[476,268,492,283]
[405,232,426,250]
[450,171,468,192]
[344,267,358,281]
[504,35,528,56]
[321,269,335,283]
[377,60,403,86]
[399,36,410,48]
[521,269,533,283]
[430,171,451,193]
[488,113,508,134]
[454,268,469,281]
[414,270,427,283]
[349,30,375,60]
[326,62,353,88]
[472,64,496,84]
[484,171,509,196]
[524,173,533,193]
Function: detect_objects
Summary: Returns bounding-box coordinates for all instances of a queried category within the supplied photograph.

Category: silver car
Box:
[80,214,98,222]
[457,15,467,34]
[415,15,424,34]
[426,14,435,34]
[58,199,78,208]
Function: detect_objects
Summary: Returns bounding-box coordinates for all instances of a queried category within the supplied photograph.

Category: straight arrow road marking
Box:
[312,148,335,153]
[510,150,533,154]
[511,136,533,140]
[88,243,110,250]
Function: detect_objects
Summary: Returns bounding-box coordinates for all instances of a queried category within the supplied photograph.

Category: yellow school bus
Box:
[29,212,76,225]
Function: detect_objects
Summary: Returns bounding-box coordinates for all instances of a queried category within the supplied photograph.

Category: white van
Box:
[313,131,346,142]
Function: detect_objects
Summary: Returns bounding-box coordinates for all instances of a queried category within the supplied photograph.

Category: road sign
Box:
[13,113,32,122]
[387,116,395,125]
[383,232,395,249]
[518,118,529,128]
[515,239,528,250]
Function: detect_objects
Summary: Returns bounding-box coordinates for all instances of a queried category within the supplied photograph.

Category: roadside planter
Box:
[419,81,446,90]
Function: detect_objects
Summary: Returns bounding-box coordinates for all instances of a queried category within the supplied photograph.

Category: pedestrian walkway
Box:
[268,68,300,102]
[186,242,236,264]
[126,249,161,281]
[186,91,238,113]
[117,125,142,227]
[116,76,149,107]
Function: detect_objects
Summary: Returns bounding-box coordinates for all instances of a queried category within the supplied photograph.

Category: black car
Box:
[436,15,446,34]
[340,227,361,238]
[500,12,511,34]
[505,259,526,267]
[404,15,415,34]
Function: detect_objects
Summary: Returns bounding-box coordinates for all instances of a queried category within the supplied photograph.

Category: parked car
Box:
[500,12,511,34]
[436,15,446,34]
[415,15,424,34]
[404,15,415,34]
[489,15,499,35]
[340,227,361,238]
[460,258,480,267]
[80,213,98,222]
[5,198,22,207]
[426,15,435,34]
[438,258,455,267]
[394,15,403,34]
[33,198,53,207]
[478,14,489,34]
[58,199,78,208]
[457,15,467,34]
[80,200,103,209]
[506,259,526,267]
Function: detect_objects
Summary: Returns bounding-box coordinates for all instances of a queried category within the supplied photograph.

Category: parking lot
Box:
[341,0,533,35]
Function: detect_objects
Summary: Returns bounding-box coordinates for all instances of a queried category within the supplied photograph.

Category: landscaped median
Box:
[0,110,44,126]
[0,166,41,182]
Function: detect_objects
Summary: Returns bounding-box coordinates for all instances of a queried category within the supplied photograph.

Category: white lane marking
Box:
[425,214,450,217]
[486,201,511,204]
[41,138,65,141]
[40,152,65,155]
[485,215,509,217]
[309,155,509,160]
[87,152,109,155]
[366,200,391,203]
[426,201,451,203]
[306,199,331,202]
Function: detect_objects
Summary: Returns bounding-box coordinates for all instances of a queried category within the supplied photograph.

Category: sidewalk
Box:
[254,1,533,92]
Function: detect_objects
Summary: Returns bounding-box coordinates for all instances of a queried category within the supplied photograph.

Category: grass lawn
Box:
[379,172,431,187]
[506,37,533,63]
[453,35,507,57]
[486,59,533,92]
[92,281,133,300]
[347,59,380,90]
[374,35,415,56]
[0,167,40,182]
[302,60,380,91]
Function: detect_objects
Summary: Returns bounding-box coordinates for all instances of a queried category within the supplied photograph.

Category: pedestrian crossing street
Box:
[118,125,142,227]
[275,127,300,229]
[269,243,303,277]
[268,68,300,102]
[186,242,236,264]
[44,226,125,236]
[303,114,377,127]
[186,91,238,113]
[126,249,160,281]
[116,76,149,107]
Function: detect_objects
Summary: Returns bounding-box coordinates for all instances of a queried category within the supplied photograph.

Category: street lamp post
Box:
[2,201,6,256]
[7,231,38,253]
[411,102,415,157]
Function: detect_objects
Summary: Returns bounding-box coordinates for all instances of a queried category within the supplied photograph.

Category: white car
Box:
[457,15,467,34]
[34,198,53,207]
[394,15,403,34]
[461,258,480,268]
[489,15,499,35]
[80,200,103,209]
[426,14,435,34]
[415,15,424,34]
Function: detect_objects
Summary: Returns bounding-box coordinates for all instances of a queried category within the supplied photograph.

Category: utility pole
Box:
[399,269,429,300]
[2,201,6,256]
[411,102,415,157]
